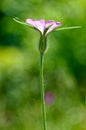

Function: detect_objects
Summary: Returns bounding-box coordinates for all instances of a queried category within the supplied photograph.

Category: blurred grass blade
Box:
[56,26,82,31]
[13,17,33,28]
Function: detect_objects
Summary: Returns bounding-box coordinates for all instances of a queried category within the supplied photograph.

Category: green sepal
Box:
[13,17,34,29]
[56,26,82,31]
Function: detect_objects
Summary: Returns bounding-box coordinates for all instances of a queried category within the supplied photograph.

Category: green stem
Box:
[40,53,47,130]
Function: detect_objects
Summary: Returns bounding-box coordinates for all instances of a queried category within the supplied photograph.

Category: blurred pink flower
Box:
[26,19,62,35]
[45,92,55,105]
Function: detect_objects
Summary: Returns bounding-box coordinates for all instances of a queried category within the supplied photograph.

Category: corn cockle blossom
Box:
[13,18,81,35]
[26,19,62,35]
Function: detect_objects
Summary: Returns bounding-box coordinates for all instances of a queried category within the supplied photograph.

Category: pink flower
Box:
[26,19,62,35]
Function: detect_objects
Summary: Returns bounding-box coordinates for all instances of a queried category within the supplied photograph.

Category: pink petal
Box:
[26,19,36,27]
[46,22,62,35]
[26,19,46,34]
[45,20,54,28]
[34,19,46,34]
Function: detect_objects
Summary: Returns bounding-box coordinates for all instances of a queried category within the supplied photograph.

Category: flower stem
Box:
[40,53,47,130]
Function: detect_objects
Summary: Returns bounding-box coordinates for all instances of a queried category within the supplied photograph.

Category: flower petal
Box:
[34,19,46,34]
[26,19,36,27]
[45,20,54,28]
[26,19,46,34]
[46,22,62,35]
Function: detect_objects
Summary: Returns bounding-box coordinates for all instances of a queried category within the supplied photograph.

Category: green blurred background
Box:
[0,0,86,130]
